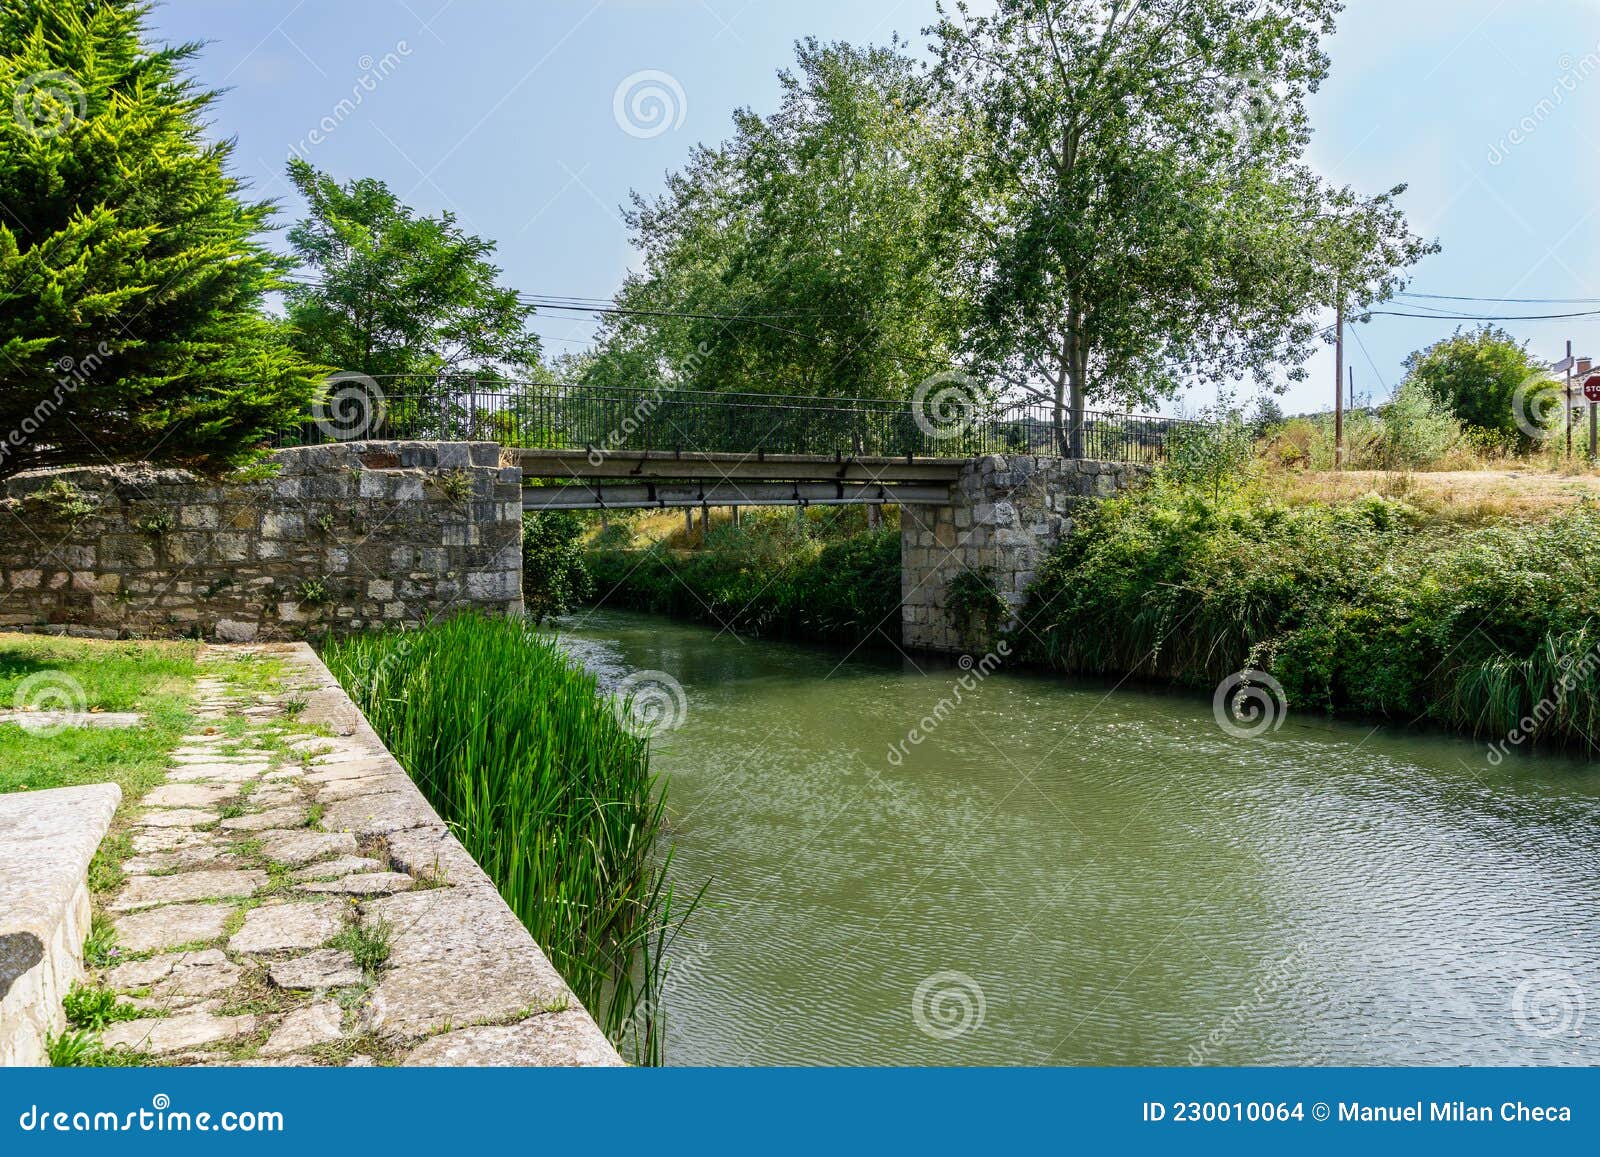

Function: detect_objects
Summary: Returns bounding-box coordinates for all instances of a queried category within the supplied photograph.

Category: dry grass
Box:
[1259,467,1600,525]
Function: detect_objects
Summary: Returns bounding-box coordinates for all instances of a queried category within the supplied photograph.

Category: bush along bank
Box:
[321,614,694,1064]
[1011,480,1600,753]
[586,524,902,648]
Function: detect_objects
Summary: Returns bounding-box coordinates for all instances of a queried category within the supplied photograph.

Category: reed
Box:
[321,614,694,1063]
[1016,480,1600,750]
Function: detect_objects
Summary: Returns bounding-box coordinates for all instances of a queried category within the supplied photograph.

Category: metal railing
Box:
[279,378,1201,463]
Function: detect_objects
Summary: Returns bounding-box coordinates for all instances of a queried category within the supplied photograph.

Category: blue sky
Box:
[148,0,1600,415]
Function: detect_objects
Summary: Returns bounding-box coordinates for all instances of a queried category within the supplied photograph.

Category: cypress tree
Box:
[0,0,320,478]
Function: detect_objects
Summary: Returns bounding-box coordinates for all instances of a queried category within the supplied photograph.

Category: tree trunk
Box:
[1065,311,1090,459]
[1068,361,1087,461]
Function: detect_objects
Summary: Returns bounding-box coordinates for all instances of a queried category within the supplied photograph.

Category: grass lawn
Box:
[0,633,200,800]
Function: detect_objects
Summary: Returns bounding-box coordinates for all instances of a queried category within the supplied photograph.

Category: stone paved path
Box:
[89,643,620,1066]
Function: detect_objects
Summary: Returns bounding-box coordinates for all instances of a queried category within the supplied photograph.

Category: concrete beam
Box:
[523,480,951,511]
[515,448,965,484]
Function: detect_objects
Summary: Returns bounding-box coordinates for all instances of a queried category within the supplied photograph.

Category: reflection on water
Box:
[557,609,1600,1067]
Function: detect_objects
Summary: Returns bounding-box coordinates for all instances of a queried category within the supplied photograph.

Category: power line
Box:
[1366,308,1600,322]
[1400,291,1600,305]
[277,274,850,323]
[1349,325,1389,397]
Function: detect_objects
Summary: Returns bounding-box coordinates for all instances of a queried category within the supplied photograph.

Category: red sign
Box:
[1585,375,1600,404]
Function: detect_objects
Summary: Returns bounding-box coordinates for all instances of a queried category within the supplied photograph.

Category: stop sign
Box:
[1585,375,1600,404]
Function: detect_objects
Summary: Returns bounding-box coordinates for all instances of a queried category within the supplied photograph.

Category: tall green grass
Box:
[1016,481,1600,752]
[321,615,694,1063]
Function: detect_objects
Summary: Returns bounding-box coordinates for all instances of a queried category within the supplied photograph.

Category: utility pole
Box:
[1334,298,1345,470]
[1567,340,1574,460]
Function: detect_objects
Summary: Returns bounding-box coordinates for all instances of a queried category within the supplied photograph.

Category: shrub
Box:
[1402,324,1547,442]
[1015,481,1600,749]
[1165,411,1256,498]
[523,511,593,623]
[945,566,1009,646]
[62,983,139,1031]
[1375,381,1463,472]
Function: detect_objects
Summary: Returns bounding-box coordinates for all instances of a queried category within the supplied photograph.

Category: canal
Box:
[559,608,1600,1067]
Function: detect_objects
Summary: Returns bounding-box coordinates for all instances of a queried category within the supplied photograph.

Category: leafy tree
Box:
[522,511,592,623]
[1401,325,1547,440]
[1249,394,1286,436]
[0,0,319,478]
[930,0,1436,454]
[1165,407,1255,501]
[586,39,971,401]
[283,161,544,390]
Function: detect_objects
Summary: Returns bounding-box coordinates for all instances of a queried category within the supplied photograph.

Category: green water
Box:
[558,609,1600,1067]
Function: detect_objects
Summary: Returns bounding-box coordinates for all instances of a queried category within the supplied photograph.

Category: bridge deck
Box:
[514,448,968,484]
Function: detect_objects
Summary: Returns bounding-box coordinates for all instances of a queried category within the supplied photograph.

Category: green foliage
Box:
[320,615,696,1064]
[1165,411,1257,499]
[522,511,593,624]
[328,917,393,973]
[435,468,472,503]
[0,0,320,477]
[587,525,902,647]
[1402,325,1549,440]
[284,160,543,383]
[294,577,331,606]
[1375,380,1464,471]
[930,0,1435,445]
[18,478,96,522]
[586,39,971,399]
[45,1028,104,1067]
[944,567,1008,646]
[1016,483,1600,749]
[82,914,119,969]
[63,983,139,1031]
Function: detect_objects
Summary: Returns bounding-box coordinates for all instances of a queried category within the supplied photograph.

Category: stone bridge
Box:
[512,446,1148,652]
[3,385,1176,651]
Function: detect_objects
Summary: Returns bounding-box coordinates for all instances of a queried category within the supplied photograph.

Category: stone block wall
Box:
[0,442,523,641]
[901,455,1150,653]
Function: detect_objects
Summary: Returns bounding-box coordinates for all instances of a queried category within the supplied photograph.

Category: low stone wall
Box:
[0,783,121,1066]
[901,456,1150,653]
[0,442,523,641]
